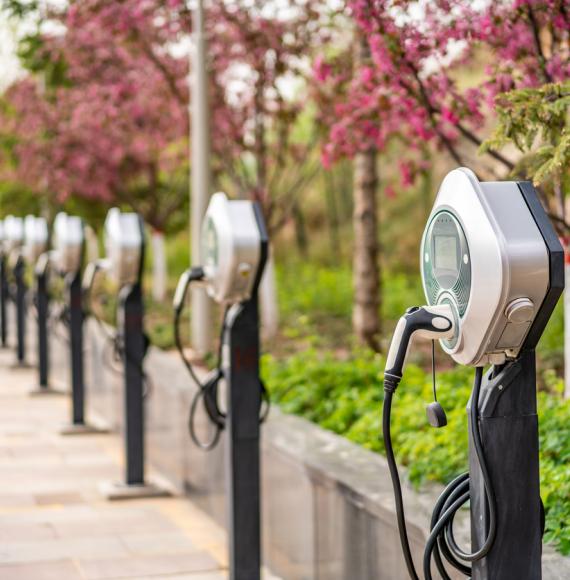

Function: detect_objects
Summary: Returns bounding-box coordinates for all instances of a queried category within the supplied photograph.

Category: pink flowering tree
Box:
[313,0,569,348]
[1,0,190,232]
[0,0,326,235]
[319,0,569,181]
[1,0,326,307]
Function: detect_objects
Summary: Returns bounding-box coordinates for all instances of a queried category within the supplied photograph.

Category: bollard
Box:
[121,282,145,486]
[96,209,168,499]
[36,266,49,389]
[0,255,7,348]
[174,194,268,580]
[224,297,263,580]
[13,256,27,366]
[60,268,108,433]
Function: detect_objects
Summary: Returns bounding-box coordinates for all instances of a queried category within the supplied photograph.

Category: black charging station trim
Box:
[136,213,146,285]
[251,203,269,294]
[517,181,565,350]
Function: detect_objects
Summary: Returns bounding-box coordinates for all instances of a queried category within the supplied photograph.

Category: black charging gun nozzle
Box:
[173,266,205,314]
[384,304,455,381]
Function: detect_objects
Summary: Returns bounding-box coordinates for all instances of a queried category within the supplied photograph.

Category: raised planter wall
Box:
[14,309,570,580]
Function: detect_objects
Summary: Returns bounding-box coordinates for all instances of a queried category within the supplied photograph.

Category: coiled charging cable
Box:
[384,367,497,580]
[173,267,270,451]
[82,260,153,398]
[382,305,497,579]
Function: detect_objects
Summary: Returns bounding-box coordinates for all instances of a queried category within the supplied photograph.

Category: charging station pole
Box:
[120,282,146,486]
[35,267,49,390]
[223,206,267,580]
[469,351,542,580]
[0,255,7,347]
[103,280,165,497]
[224,297,262,580]
[69,271,85,423]
[14,256,27,365]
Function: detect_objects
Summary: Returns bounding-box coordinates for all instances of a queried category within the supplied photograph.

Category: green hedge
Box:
[262,349,570,555]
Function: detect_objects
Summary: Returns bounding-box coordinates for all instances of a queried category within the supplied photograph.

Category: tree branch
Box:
[527,6,553,84]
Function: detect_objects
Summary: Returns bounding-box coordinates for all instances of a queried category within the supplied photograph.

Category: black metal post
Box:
[0,255,7,347]
[119,282,145,486]
[224,297,262,580]
[14,256,27,364]
[36,268,49,389]
[469,349,542,580]
[68,271,85,424]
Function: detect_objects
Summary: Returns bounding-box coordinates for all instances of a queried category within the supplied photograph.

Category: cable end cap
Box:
[426,402,447,428]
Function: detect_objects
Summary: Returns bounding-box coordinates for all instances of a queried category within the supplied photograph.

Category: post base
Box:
[29,386,66,397]
[99,480,171,501]
[59,423,110,436]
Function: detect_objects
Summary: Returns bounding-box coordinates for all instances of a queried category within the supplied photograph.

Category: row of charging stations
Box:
[0,209,161,495]
[0,196,269,579]
[0,169,561,580]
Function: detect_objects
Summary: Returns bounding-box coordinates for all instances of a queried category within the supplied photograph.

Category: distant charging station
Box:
[4,216,27,367]
[383,168,563,580]
[84,208,168,499]
[0,220,8,348]
[23,215,52,394]
[174,192,268,580]
[46,212,107,433]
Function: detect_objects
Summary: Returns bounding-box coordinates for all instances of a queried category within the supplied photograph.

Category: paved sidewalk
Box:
[0,348,228,580]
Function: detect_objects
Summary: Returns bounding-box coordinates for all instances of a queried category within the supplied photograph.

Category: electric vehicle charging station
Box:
[23,215,51,393]
[48,212,107,432]
[0,219,7,348]
[4,216,26,366]
[84,208,167,499]
[174,192,268,580]
[384,168,564,580]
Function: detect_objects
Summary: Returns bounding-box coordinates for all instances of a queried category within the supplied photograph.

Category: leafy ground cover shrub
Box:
[262,349,570,555]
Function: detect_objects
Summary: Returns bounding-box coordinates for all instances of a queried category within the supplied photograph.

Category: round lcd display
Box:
[422,210,471,321]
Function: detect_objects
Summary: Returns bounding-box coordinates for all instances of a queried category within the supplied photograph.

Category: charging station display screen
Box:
[434,235,458,271]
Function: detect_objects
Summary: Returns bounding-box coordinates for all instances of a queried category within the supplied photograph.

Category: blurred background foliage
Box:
[0,0,568,557]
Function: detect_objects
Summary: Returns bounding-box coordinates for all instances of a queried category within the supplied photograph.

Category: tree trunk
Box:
[151,230,167,303]
[352,147,381,351]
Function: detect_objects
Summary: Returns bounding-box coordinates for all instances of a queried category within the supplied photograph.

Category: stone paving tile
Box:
[119,531,199,556]
[77,552,220,579]
[0,493,37,508]
[0,536,129,564]
[35,492,86,506]
[0,521,56,542]
[0,559,83,580]
[51,512,180,539]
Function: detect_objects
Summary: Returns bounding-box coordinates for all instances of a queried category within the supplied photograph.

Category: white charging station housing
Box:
[52,213,84,275]
[421,167,559,367]
[4,216,25,257]
[201,193,265,304]
[104,208,144,288]
[24,215,49,266]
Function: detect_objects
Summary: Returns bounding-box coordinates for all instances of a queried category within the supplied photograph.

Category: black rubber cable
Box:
[383,366,497,580]
[174,272,270,451]
[84,268,153,398]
